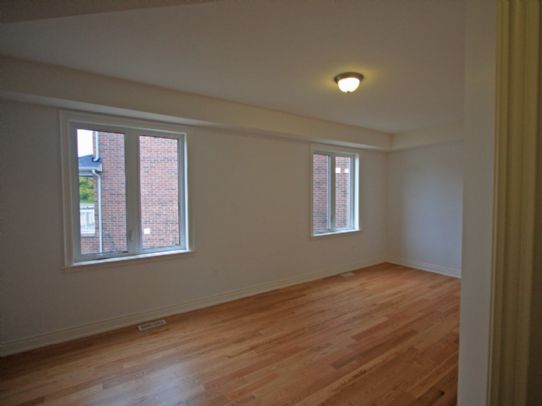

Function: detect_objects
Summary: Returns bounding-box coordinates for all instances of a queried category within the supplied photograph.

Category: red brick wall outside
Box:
[312,154,353,234]
[81,132,181,255]
[99,132,128,253]
[312,154,330,233]
[139,136,180,249]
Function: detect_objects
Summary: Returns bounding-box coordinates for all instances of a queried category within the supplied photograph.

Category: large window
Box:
[311,147,359,236]
[62,112,190,266]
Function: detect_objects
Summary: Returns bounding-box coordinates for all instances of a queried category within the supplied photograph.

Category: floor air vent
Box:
[137,319,166,332]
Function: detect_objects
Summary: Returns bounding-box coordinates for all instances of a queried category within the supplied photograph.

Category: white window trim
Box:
[60,110,194,269]
[310,144,360,238]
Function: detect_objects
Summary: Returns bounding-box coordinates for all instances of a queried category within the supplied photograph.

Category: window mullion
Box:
[350,155,356,230]
[125,130,141,254]
[330,154,337,232]
[178,138,187,250]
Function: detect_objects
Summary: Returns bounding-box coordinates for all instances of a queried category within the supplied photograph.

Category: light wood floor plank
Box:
[0,263,460,405]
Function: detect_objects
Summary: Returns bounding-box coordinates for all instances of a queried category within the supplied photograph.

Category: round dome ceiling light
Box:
[334,72,364,93]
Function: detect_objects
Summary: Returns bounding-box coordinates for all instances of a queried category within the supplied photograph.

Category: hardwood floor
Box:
[0,263,460,406]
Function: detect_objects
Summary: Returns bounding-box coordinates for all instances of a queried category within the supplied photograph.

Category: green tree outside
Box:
[79,177,95,203]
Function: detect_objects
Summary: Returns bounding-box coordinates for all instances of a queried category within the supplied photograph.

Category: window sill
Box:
[65,249,195,272]
[311,228,361,239]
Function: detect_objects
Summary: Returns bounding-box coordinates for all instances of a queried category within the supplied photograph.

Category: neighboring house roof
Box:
[78,155,102,173]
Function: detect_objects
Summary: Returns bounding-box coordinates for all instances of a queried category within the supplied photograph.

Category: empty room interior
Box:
[1,0,540,405]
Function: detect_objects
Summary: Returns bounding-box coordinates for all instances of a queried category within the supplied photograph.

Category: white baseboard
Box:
[388,258,461,279]
[0,258,384,356]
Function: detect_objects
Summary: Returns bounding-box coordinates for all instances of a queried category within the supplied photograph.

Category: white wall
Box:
[457,0,497,404]
[392,122,463,151]
[0,56,392,150]
[0,99,388,354]
[387,141,463,277]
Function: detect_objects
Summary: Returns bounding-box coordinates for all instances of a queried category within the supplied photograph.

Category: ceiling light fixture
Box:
[334,72,364,93]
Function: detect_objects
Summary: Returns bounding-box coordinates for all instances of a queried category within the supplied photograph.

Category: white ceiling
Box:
[0,0,465,133]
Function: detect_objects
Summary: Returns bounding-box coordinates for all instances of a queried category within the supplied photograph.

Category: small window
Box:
[311,147,359,236]
[62,113,190,266]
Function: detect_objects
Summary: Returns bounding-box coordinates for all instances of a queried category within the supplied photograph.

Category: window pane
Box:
[77,130,127,256]
[335,156,353,229]
[312,154,330,234]
[140,136,181,249]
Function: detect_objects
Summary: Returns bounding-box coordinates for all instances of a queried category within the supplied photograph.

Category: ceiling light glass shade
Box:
[334,72,364,93]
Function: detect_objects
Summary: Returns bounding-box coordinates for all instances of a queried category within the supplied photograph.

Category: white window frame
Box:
[310,145,360,237]
[60,111,192,268]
